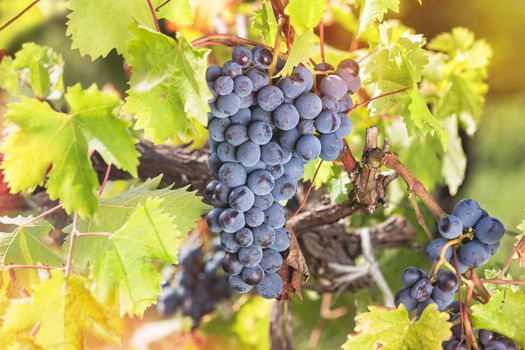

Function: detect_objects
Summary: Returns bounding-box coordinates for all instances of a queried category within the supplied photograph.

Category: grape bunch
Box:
[445,306,517,350]
[205,45,359,298]
[427,199,505,273]
[395,268,459,316]
[157,238,231,326]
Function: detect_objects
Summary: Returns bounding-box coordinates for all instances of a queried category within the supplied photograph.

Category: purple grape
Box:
[232,45,253,68]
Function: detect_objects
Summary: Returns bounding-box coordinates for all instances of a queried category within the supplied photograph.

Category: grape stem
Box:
[146,0,161,33]
[98,163,112,196]
[357,48,381,64]
[470,270,491,303]
[480,279,525,285]
[407,193,433,241]
[23,204,63,225]
[64,213,79,278]
[191,34,269,49]
[350,86,412,112]
[268,17,285,77]
[0,0,41,32]
[495,233,525,279]
[155,0,172,11]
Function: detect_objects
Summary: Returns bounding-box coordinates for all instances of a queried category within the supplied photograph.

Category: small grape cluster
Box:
[205,45,360,298]
[157,238,231,326]
[427,199,505,273]
[445,307,517,350]
[395,268,459,316]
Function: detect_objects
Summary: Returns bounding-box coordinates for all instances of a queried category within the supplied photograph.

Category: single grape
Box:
[426,238,453,263]
[208,117,232,142]
[217,142,237,163]
[321,96,339,112]
[238,244,263,267]
[218,163,247,188]
[239,93,254,108]
[486,241,500,255]
[206,208,223,233]
[222,60,242,78]
[246,68,270,92]
[346,76,361,94]
[319,133,343,161]
[253,193,274,210]
[222,252,244,275]
[229,185,255,212]
[218,209,245,234]
[274,103,300,130]
[256,272,283,299]
[448,254,469,274]
[402,267,427,288]
[220,231,240,253]
[283,157,304,181]
[338,94,353,113]
[478,329,494,346]
[320,74,348,100]
[245,207,265,227]
[247,169,275,196]
[281,73,306,98]
[261,141,284,165]
[248,121,273,145]
[438,215,464,239]
[213,182,231,204]
[205,181,219,203]
[217,93,241,116]
[208,82,218,103]
[314,62,334,71]
[282,149,293,164]
[494,338,517,350]
[213,76,234,96]
[484,341,507,350]
[231,108,251,125]
[257,85,284,112]
[295,92,322,119]
[432,287,455,310]
[207,153,222,176]
[233,75,254,97]
[259,248,283,273]
[252,106,274,125]
[270,227,291,252]
[229,274,253,293]
[335,114,353,138]
[237,141,261,167]
[241,265,265,285]
[225,124,249,146]
[279,128,301,151]
[436,271,459,292]
[410,278,433,302]
[210,102,229,118]
[453,199,483,227]
[475,216,505,245]
[232,45,253,68]
[336,59,360,84]
[293,66,314,91]
[297,119,315,135]
[264,202,287,228]
[253,224,276,247]
[296,135,322,162]
[417,298,437,316]
[252,46,273,68]
[459,240,489,268]
[394,287,417,312]
[266,163,284,180]
[206,65,222,81]
[272,175,297,201]
[444,340,466,350]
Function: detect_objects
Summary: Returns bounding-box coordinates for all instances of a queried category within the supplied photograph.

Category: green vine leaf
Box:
[123,24,211,143]
[343,305,451,350]
[0,216,63,287]
[441,116,466,195]
[356,0,400,35]
[471,290,525,348]
[0,84,139,217]
[252,0,279,46]
[278,30,317,77]
[285,0,327,36]
[0,271,120,349]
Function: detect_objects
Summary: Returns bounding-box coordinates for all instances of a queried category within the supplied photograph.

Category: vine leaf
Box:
[356,0,400,35]
[65,0,193,59]
[278,30,316,77]
[284,0,327,36]
[441,116,466,195]
[90,198,188,316]
[471,290,525,348]
[0,216,63,287]
[0,84,139,217]
[65,176,210,270]
[278,225,310,300]
[123,24,212,144]
[0,43,64,100]
[252,0,279,46]
[343,304,451,350]
[0,271,120,349]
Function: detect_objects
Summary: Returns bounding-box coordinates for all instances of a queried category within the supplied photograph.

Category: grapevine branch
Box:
[146,0,161,32]
[0,0,41,32]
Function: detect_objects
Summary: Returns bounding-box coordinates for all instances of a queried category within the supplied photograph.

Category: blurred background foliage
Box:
[0,0,524,349]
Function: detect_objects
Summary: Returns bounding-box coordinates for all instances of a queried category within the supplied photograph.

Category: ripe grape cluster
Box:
[395,268,459,316]
[427,199,505,272]
[445,308,517,350]
[157,238,231,326]
[205,45,359,298]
